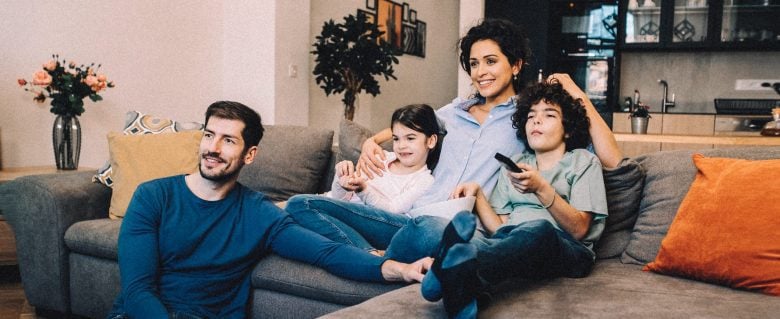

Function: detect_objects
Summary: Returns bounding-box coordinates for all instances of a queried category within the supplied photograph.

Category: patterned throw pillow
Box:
[93,111,203,187]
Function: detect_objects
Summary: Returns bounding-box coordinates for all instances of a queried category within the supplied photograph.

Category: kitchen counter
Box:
[614,133,780,146]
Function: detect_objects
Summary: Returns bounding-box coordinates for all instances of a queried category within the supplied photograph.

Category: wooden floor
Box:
[0,266,35,319]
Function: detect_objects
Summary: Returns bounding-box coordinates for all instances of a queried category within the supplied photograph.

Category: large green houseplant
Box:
[311,12,401,120]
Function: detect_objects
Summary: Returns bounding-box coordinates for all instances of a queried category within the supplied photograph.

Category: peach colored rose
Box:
[84,75,98,86]
[91,81,107,92]
[18,78,27,86]
[43,60,57,71]
[32,70,52,86]
[97,74,107,82]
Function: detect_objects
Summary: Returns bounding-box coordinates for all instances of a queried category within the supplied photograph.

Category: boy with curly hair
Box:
[421,80,608,318]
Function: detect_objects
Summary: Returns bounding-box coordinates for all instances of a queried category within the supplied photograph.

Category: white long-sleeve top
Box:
[328,151,434,215]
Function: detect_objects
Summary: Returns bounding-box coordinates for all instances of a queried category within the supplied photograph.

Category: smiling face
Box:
[391,122,436,170]
[469,39,521,104]
[198,117,256,183]
[525,100,566,154]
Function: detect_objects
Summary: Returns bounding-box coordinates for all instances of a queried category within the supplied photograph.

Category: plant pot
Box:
[631,116,649,134]
[52,114,81,170]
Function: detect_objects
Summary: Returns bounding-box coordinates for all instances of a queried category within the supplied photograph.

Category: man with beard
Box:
[107,101,432,319]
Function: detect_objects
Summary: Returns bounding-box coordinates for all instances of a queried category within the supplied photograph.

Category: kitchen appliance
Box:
[714,99,778,134]
[548,1,619,125]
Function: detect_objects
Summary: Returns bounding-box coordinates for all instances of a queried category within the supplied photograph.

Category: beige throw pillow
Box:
[108,130,203,219]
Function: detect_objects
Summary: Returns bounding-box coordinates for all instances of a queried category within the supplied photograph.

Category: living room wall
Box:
[308,0,461,133]
[0,1,310,169]
[0,0,477,169]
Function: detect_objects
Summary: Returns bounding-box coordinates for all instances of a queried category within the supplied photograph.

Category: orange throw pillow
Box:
[644,154,780,296]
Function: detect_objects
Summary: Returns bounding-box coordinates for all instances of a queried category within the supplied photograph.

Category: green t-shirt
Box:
[489,149,608,251]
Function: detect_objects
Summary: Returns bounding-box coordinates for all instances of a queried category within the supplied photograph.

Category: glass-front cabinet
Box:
[672,0,709,43]
[620,0,780,50]
[721,0,780,45]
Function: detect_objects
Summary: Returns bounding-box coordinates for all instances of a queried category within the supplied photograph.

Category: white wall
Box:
[0,0,309,169]
[308,0,460,133]
[0,0,469,169]
[458,0,485,99]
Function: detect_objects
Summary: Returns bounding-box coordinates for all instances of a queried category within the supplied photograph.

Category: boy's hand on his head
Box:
[357,138,386,179]
[450,182,480,199]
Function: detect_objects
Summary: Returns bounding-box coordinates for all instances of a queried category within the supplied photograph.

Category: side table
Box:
[0,166,95,265]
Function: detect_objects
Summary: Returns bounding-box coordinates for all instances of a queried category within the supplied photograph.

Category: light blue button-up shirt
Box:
[413,96,525,208]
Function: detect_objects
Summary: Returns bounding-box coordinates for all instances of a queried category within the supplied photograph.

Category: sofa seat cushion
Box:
[65,219,121,260]
[323,259,780,318]
[251,254,404,306]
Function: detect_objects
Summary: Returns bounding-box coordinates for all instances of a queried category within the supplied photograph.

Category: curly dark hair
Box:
[511,81,591,152]
[459,19,532,97]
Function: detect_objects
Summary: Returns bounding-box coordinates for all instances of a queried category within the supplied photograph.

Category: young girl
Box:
[327,103,442,214]
[421,81,609,319]
[287,104,443,259]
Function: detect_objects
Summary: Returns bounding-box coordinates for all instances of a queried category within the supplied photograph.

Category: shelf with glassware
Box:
[720,3,780,46]
[619,0,780,51]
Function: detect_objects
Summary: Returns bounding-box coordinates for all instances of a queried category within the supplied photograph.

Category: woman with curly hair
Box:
[421,80,608,319]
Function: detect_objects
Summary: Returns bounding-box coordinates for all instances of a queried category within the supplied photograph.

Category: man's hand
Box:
[357,138,387,179]
[381,257,433,283]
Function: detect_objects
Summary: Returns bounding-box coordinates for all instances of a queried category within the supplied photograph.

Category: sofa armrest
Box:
[0,171,111,314]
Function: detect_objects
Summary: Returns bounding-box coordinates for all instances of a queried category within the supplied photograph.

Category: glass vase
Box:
[52,114,81,170]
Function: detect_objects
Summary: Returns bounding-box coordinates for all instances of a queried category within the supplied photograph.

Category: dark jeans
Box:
[473,219,595,284]
[408,216,595,285]
[107,311,204,319]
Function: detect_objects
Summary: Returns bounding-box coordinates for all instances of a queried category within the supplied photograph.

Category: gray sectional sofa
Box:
[1,122,779,318]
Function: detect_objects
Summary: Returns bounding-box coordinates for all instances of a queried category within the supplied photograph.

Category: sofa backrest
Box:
[238,125,335,202]
[620,146,780,265]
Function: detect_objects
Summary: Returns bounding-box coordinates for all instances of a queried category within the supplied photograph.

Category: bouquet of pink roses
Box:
[18,54,114,116]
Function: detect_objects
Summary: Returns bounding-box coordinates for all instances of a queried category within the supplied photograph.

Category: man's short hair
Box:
[204,101,264,151]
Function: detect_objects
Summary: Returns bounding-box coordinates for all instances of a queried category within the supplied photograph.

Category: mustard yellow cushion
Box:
[644,154,780,296]
[107,130,203,219]
[93,111,203,187]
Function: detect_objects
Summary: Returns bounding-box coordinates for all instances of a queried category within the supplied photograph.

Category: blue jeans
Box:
[285,194,442,263]
[405,216,595,285]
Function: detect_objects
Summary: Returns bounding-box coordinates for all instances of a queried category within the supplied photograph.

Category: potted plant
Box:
[630,103,651,134]
[311,12,401,121]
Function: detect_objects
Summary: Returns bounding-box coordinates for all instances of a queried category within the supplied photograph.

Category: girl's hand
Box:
[357,138,386,179]
[335,160,355,178]
[507,163,548,194]
[450,182,481,199]
[348,175,367,193]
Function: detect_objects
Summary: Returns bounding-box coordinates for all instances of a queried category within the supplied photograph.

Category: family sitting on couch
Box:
[109,19,640,319]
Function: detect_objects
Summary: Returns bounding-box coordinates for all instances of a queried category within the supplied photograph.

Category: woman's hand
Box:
[450,182,481,199]
[356,138,387,179]
[548,73,587,101]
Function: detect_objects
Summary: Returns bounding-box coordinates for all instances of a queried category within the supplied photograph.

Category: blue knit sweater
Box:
[109,175,386,318]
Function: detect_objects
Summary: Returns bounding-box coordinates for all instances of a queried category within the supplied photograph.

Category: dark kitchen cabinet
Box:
[619,0,780,51]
